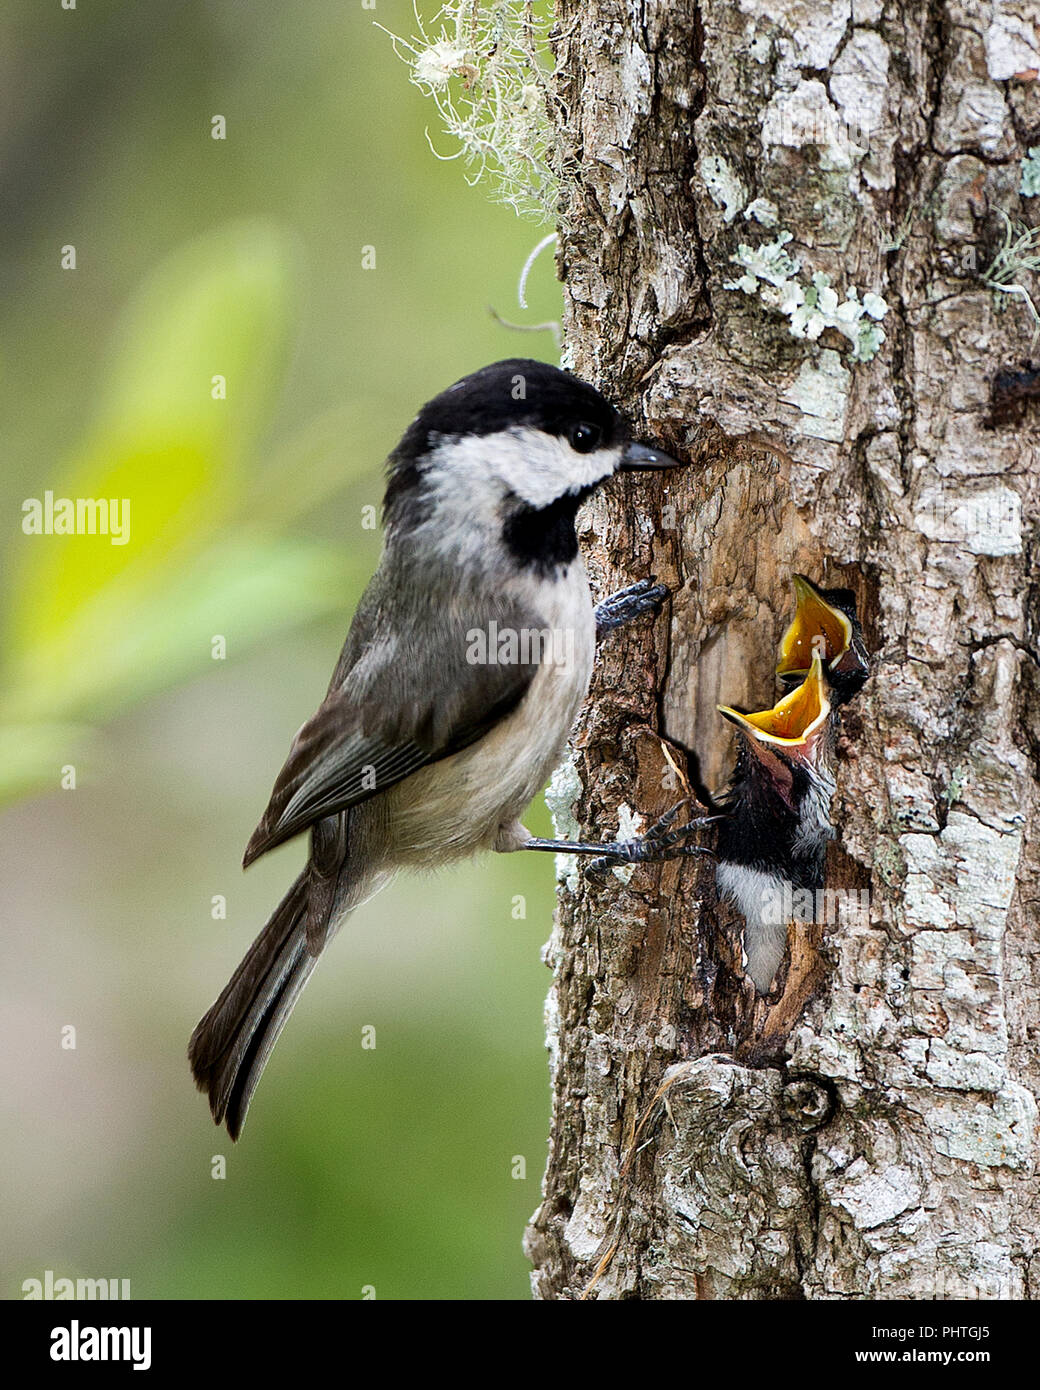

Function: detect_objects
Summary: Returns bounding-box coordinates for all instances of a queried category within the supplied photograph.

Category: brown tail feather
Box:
[188,872,318,1140]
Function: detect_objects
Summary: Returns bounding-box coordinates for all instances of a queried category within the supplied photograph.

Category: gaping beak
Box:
[619,439,683,470]
[718,650,831,764]
[776,573,853,681]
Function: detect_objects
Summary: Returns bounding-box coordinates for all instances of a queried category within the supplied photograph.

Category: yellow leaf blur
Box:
[8,221,289,657]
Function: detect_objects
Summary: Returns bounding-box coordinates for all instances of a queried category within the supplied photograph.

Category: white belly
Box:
[386,565,595,861]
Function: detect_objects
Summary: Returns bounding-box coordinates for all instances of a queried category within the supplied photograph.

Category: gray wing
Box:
[243,596,541,866]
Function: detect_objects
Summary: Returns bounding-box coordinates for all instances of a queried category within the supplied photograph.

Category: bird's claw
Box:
[585,800,719,877]
[594,578,670,639]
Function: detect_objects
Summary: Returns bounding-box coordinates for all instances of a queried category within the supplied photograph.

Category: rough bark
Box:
[525,0,1040,1300]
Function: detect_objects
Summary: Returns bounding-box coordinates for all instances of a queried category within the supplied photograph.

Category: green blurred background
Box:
[1,0,564,1299]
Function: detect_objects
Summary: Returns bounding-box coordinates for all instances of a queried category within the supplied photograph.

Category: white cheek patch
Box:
[424,427,621,512]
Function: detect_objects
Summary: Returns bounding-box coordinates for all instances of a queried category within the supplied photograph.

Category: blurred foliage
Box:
[2,222,365,792]
[1,0,565,1301]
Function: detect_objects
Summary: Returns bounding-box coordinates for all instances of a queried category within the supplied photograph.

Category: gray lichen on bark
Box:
[525,0,1040,1299]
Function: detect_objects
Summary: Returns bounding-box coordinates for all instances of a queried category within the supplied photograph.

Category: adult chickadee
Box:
[189,358,685,1138]
[776,573,868,706]
[715,651,836,993]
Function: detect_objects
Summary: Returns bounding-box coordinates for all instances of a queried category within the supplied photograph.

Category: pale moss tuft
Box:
[546,757,582,893]
[981,212,1040,342]
[377,2,557,222]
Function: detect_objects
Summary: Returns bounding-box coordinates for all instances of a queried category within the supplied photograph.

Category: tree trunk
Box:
[525,0,1040,1300]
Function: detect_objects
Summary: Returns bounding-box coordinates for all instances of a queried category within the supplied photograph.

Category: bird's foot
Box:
[594,578,670,639]
[519,801,719,871]
[585,800,720,877]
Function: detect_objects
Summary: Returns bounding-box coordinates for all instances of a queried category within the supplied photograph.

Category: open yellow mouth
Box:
[718,650,829,746]
[776,574,852,678]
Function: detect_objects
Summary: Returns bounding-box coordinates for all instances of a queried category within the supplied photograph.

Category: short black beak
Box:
[619,440,683,471]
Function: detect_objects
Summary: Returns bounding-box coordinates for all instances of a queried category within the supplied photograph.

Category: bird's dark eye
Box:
[568,421,603,453]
